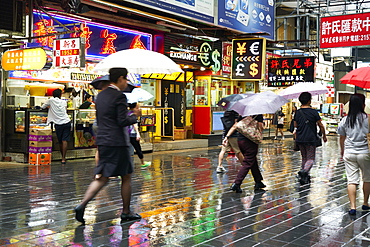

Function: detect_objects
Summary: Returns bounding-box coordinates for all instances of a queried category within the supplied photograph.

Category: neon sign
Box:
[32,12,152,59]
[100,29,117,54]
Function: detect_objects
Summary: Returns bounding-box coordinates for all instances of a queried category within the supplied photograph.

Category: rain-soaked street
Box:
[1,135,370,246]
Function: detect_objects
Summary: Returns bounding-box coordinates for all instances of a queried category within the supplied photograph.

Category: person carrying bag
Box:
[293,92,327,185]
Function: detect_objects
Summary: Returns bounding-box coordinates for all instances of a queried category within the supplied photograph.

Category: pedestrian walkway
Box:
[0,135,369,246]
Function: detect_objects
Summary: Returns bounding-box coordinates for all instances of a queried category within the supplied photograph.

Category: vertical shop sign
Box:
[231,38,266,80]
[53,38,85,68]
[267,56,315,87]
[222,42,232,74]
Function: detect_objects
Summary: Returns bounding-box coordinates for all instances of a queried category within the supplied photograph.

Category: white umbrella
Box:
[230,91,289,116]
[93,48,183,74]
[279,83,328,100]
[344,99,370,114]
[124,88,154,103]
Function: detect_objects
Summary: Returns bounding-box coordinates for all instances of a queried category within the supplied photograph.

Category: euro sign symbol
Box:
[235,64,245,76]
[164,116,168,124]
[249,63,259,77]
[211,49,221,72]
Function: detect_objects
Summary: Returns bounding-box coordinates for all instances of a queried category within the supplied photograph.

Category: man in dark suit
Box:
[74,67,142,224]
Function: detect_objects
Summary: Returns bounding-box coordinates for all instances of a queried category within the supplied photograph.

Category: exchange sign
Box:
[268,56,315,87]
[231,38,266,80]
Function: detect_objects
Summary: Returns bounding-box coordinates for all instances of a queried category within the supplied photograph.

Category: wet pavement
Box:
[1,135,370,246]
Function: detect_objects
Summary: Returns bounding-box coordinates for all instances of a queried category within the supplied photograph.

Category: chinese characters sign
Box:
[222,42,232,74]
[268,56,315,87]
[231,38,266,80]
[320,13,370,48]
[32,12,152,59]
[2,48,49,71]
[53,38,85,68]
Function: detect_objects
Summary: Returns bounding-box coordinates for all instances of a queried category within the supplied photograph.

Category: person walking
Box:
[128,103,151,168]
[273,108,285,140]
[338,93,370,215]
[293,92,327,185]
[74,68,142,224]
[41,88,71,165]
[223,114,266,193]
[216,110,243,173]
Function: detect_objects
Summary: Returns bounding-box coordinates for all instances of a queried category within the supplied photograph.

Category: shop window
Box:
[141,79,156,106]
[186,81,194,107]
[194,78,209,106]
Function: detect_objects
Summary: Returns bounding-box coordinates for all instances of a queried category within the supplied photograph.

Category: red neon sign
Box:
[33,19,57,47]
[100,29,117,54]
[130,35,147,49]
[72,23,92,51]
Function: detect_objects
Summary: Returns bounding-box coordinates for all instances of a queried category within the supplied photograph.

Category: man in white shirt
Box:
[41,88,71,164]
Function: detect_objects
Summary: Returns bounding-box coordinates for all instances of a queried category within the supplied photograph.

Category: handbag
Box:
[299,110,322,147]
[235,116,262,144]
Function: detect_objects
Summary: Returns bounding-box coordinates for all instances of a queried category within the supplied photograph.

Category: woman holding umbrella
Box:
[222,114,266,193]
[294,92,327,185]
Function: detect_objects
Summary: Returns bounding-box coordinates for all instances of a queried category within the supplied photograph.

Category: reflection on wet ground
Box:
[1,136,370,246]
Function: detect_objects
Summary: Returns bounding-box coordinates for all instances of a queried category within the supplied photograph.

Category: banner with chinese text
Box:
[320,12,370,48]
[268,56,315,87]
[231,38,266,80]
[53,38,85,68]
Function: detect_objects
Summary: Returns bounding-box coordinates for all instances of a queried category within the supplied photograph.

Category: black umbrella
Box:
[90,74,136,92]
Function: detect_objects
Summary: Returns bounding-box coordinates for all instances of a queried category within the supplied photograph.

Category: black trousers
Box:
[130,137,144,159]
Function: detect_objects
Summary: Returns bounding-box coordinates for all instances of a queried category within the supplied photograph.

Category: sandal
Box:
[120,212,142,221]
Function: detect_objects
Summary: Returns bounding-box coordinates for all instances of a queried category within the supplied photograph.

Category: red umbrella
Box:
[340,67,370,88]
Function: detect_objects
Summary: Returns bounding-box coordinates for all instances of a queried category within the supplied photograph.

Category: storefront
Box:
[2,11,155,162]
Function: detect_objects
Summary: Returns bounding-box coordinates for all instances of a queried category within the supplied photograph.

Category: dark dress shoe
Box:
[74,205,86,224]
[230,183,242,193]
[254,182,266,190]
[298,170,310,185]
[120,212,142,221]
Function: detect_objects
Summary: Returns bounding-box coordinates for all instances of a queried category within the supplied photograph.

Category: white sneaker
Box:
[282,137,285,140]
[274,137,277,140]
[216,167,226,173]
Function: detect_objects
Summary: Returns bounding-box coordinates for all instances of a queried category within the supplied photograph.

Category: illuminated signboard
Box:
[1,48,51,71]
[53,38,85,68]
[222,42,232,74]
[320,12,370,48]
[231,38,266,80]
[32,12,152,59]
[267,56,315,87]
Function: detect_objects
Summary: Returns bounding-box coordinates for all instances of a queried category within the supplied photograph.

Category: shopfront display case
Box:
[139,107,155,151]
[75,109,96,148]
[5,109,74,153]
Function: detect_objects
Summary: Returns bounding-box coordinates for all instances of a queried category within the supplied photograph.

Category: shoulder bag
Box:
[235,116,262,144]
[299,110,322,147]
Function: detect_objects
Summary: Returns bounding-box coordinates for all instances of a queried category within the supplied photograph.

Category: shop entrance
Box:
[161,80,185,136]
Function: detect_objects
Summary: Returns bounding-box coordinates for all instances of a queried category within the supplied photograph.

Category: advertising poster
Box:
[218,0,275,40]
[231,38,266,80]
[320,12,370,48]
[128,0,214,23]
[267,56,315,87]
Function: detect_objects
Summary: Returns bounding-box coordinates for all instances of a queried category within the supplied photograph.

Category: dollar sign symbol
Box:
[164,116,168,124]
[211,49,221,72]
[249,63,259,77]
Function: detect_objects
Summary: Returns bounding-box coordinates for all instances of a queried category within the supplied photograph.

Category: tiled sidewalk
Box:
[0,135,369,246]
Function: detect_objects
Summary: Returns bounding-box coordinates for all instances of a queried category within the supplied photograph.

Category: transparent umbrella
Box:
[279,82,328,100]
[231,91,289,116]
[124,88,154,103]
[93,48,183,74]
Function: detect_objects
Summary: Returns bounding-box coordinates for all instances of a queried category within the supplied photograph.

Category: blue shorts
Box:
[55,122,71,143]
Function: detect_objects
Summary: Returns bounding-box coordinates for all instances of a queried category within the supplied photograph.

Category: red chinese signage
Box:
[268,56,315,87]
[222,42,232,74]
[320,12,370,48]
